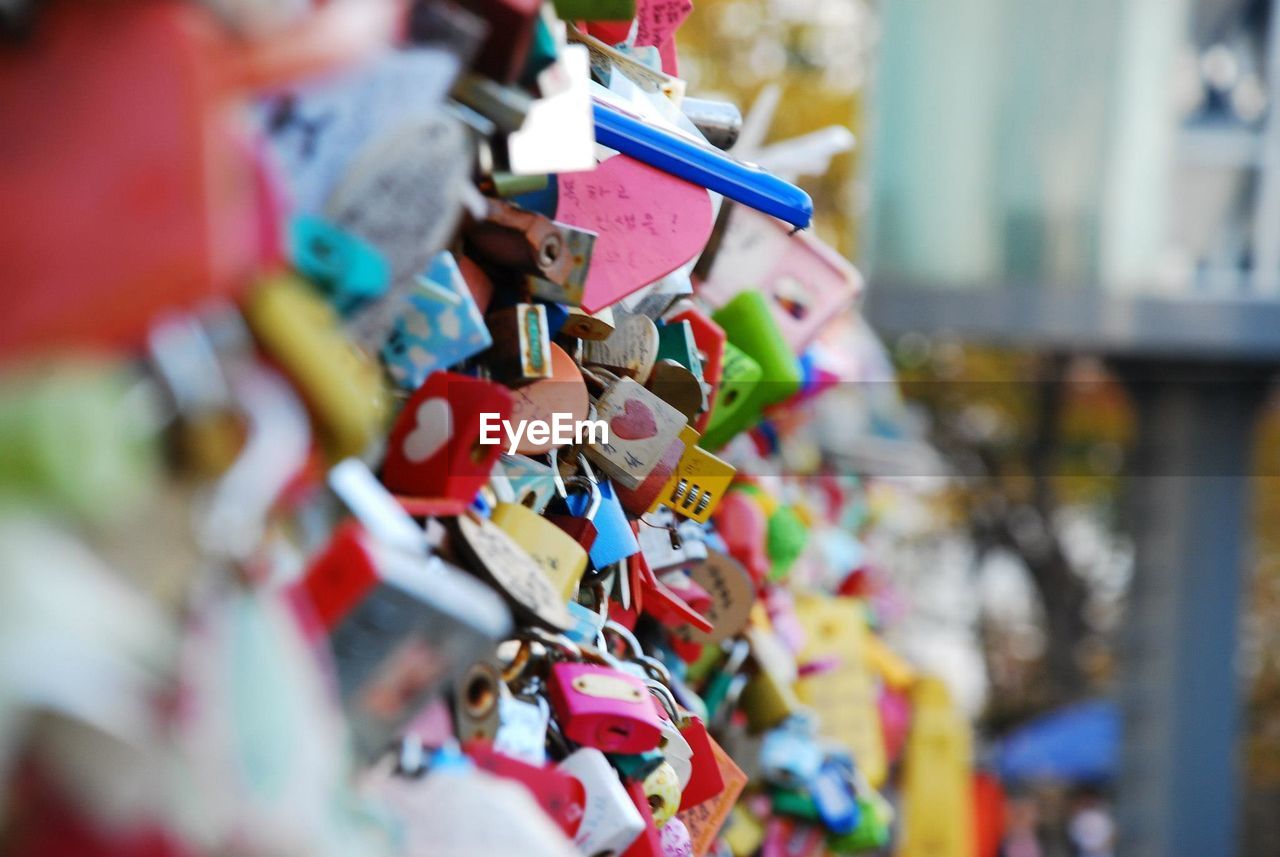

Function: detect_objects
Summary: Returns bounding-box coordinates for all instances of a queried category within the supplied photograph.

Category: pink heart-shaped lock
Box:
[556,155,713,314]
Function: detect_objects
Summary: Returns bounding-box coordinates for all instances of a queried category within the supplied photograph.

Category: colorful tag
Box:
[675,735,747,857]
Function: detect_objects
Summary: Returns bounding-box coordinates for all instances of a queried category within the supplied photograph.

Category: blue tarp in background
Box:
[997,699,1119,784]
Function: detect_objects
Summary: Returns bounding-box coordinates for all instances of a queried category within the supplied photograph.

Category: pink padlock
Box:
[547,662,664,754]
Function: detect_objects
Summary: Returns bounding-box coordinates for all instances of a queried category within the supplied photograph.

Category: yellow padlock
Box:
[244,274,388,460]
[490,502,588,602]
[642,760,682,828]
[649,426,735,523]
[738,623,803,733]
[721,803,766,856]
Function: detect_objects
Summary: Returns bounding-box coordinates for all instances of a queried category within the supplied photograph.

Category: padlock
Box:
[243,273,389,460]
[289,214,390,313]
[448,511,575,631]
[558,747,646,857]
[666,304,725,434]
[637,508,708,571]
[622,777,665,857]
[464,197,598,289]
[712,490,771,586]
[544,465,603,555]
[670,550,755,648]
[382,372,513,508]
[611,434,686,516]
[486,302,554,385]
[760,716,823,788]
[659,816,694,857]
[651,703,694,790]
[712,289,802,407]
[381,251,492,391]
[298,520,511,759]
[491,501,590,602]
[506,342,592,455]
[590,478,643,569]
[453,657,551,767]
[770,786,820,822]
[676,716,725,811]
[583,371,688,491]
[582,313,661,384]
[645,359,706,423]
[555,155,715,315]
[562,305,617,341]
[739,625,804,733]
[656,320,704,382]
[699,342,763,450]
[493,453,560,514]
[807,758,860,836]
[551,0,636,20]
[462,740,587,839]
[697,204,861,352]
[547,661,664,754]
[650,426,735,523]
[825,789,893,854]
[641,761,681,828]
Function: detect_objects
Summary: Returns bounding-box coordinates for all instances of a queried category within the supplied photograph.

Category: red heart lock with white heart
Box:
[382,371,513,508]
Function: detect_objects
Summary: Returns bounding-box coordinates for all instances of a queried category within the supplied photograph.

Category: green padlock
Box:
[700,342,762,450]
[826,790,894,854]
[766,505,809,581]
[771,786,821,821]
[703,291,801,449]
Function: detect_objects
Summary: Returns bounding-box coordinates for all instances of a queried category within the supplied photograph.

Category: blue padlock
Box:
[382,251,492,390]
[808,757,861,836]
[587,478,640,570]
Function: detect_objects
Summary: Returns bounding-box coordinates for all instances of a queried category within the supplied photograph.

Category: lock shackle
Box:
[558,472,602,520]
[600,620,645,662]
[646,680,681,723]
[500,640,535,683]
[634,653,673,689]
[545,446,568,500]
[517,626,582,663]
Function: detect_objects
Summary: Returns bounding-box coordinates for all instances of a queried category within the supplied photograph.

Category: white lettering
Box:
[479,413,503,445]
[526,420,550,447]
[576,418,609,446]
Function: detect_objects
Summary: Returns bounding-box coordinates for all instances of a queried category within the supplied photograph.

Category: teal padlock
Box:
[656,319,704,382]
[289,215,391,314]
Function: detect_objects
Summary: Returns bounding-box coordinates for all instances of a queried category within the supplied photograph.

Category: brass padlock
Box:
[491,501,589,602]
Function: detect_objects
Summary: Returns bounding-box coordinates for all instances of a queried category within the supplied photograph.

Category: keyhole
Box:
[465,672,496,716]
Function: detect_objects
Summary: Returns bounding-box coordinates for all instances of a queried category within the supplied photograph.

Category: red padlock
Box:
[382,372,513,510]
[677,716,726,811]
[463,740,586,838]
[546,662,664,754]
[667,305,725,434]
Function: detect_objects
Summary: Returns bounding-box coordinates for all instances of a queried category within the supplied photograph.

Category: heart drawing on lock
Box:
[403,397,452,462]
[610,399,657,441]
[556,154,714,314]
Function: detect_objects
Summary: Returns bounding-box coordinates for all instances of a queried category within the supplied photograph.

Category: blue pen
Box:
[591,97,814,230]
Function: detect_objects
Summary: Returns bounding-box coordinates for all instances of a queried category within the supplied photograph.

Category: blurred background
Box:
[681,0,1280,854]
